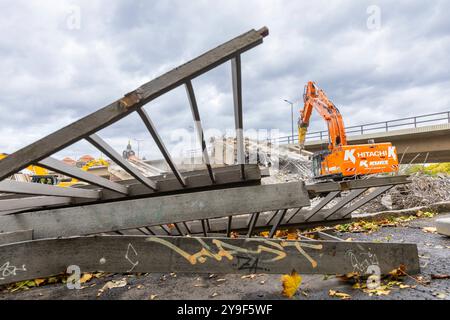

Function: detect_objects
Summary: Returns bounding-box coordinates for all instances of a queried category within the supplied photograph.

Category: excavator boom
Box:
[298,81,347,150]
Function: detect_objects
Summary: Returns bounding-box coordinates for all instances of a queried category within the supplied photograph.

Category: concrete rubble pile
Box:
[360,173,450,212]
[209,137,313,182]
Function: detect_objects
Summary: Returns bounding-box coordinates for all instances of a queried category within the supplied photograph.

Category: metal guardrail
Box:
[273,110,450,145]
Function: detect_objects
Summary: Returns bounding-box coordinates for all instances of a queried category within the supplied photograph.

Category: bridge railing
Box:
[273,110,450,145]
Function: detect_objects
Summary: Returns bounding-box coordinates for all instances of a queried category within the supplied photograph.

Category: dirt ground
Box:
[1,214,449,300]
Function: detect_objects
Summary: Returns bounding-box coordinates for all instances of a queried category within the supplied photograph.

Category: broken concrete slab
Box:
[0,234,420,286]
[436,217,450,236]
[0,181,310,240]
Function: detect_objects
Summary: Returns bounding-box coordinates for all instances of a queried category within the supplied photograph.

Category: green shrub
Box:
[406,162,450,176]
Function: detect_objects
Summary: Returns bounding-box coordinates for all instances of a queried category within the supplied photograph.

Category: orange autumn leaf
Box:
[34,279,45,286]
[287,232,298,240]
[275,230,288,238]
[80,273,94,284]
[328,289,351,300]
[281,270,302,298]
[389,264,407,278]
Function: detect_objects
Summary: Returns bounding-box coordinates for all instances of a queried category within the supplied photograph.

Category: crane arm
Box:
[298,81,347,151]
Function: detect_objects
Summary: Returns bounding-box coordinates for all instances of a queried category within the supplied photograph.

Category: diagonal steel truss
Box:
[0,27,270,208]
[0,27,419,286]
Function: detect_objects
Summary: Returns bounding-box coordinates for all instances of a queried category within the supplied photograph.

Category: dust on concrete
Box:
[1,214,448,300]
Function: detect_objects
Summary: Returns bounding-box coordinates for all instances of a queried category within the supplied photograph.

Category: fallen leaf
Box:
[417,211,434,218]
[34,279,45,286]
[281,270,302,298]
[275,230,288,238]
[149,294,158,300]
[433,292,447,299]
[137,285,144,289]
[337,272,360,282]
[211,292,219,298]
[216,278,227,282]
[422,227,437,234]
[93,272,107,279]
[260,280,265,285]
[80,273,93,284]
[287,232,298,240]
[328,289,351,300]
[230,232,239,238]
[241,274,257,279]
[98,278,127,295]
[389,264,407,278]
[352,282,366,290]
[363,286,391,296]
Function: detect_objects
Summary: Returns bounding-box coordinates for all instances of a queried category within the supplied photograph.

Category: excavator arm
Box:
[298,81,347,151]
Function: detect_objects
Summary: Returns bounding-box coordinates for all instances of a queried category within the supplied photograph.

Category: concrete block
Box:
[436,217,450,236]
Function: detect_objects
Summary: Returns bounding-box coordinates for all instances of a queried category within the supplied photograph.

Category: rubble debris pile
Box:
[361,173,450,212]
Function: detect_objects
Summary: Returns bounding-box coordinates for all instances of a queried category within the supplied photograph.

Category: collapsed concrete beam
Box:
[0,230,32,246]
[0,235,419,285]
[0,180,100,199]
[0,181,309,240]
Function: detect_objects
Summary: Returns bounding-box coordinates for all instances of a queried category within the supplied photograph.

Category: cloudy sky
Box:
[0,0,449,160]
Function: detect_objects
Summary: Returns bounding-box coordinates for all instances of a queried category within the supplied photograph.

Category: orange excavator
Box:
[298,81,399,179]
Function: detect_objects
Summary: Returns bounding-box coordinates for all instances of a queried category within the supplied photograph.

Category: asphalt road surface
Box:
[1,214,449,300]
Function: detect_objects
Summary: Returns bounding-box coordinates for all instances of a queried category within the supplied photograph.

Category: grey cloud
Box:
[0,0,449,160]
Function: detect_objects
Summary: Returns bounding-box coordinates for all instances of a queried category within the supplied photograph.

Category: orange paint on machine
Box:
[298,81,399,179]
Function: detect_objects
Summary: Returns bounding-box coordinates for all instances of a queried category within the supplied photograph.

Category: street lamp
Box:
[284,99,295,140]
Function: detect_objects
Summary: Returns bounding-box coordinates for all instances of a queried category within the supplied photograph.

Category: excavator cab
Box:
[311,151,329,178]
